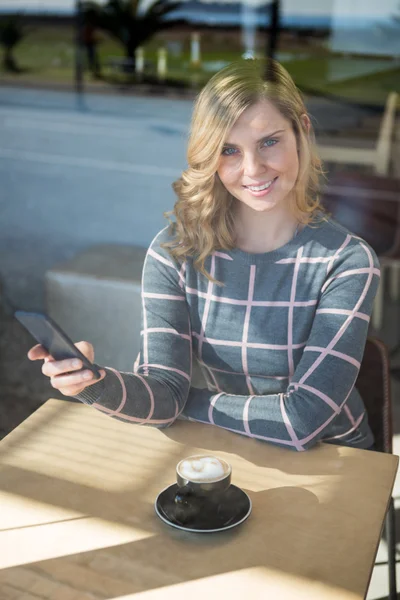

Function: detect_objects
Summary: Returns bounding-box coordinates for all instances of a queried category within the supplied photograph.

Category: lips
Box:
[243,177,278,191]
[243,177,278,197]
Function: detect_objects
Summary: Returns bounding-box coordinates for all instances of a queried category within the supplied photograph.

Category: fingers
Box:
[28,342,94,368]
[50,369,106,397]
[50,368,95,389]
[28,341,94,365]
[75,341,95,363]
[42,357,84,377]
[28,339,99,398]
[27,344,50,361]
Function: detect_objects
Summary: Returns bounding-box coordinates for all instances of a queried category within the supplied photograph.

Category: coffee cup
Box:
[173,455,232,523]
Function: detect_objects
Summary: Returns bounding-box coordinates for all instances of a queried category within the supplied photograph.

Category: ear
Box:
[300,113,311,133]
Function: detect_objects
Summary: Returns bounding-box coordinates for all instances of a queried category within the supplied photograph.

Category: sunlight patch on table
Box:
[0,504,153,570]
[104,566,360,600]
[0,490,84,531]
[0,401,183,493]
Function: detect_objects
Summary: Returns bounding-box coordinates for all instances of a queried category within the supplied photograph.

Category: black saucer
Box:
[155,483,252,533]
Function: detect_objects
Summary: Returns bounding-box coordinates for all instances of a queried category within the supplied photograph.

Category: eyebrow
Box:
[223,129,285,147]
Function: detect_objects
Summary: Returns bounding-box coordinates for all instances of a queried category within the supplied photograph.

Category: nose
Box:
[242,150,266,178]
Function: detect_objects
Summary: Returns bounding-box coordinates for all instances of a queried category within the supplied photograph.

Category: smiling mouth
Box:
[244,178,278,192]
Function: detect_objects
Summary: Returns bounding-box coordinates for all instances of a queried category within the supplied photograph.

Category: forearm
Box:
[182,387,311,450]
[75,366,188,428]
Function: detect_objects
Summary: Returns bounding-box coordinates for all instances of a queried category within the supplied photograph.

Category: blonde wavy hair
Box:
[164,59,325,281]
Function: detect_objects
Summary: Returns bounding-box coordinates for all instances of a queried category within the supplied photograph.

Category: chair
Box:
[321,171,400,332]
[356,336,397,600]
[318,91,398,176]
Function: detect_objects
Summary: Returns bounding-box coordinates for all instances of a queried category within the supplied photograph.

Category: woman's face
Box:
[217,99,303,215]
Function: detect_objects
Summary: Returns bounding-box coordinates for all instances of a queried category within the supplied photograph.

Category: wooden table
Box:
[0,399,397,600]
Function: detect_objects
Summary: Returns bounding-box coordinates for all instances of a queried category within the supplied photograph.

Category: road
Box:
[0,85,374,310]
[0,87,193,310]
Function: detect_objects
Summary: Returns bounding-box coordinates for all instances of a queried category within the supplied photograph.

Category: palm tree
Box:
[0,14,25,72]
[85,0,182,72]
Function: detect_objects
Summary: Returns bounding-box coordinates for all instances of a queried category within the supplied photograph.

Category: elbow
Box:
[289,415,323,452]
[296,437,319,452]
[142,410,179,429]
[284,437,317,452]
[144,382,187,429]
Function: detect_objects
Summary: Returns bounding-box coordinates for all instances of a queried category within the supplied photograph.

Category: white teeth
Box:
[246,179,275,191]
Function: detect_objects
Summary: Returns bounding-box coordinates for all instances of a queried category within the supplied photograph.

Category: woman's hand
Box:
[28,341,106,397]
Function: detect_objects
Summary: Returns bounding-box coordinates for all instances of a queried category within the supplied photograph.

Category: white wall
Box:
[281,0,334,17]
[329,0,400,56]
[331,0,398,21]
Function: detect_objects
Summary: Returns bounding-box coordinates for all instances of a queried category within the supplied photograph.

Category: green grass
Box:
[323,66,400,106]
[277,56,400,106]
[1,25,399,107]
[4,25,121,78]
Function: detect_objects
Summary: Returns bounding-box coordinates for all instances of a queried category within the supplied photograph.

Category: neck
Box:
[234,201,300,254]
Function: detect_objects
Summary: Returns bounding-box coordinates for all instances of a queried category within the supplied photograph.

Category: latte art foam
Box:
[177,455,230,483]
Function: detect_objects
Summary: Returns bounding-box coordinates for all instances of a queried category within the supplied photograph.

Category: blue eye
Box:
[263,139,278,148]
[221,147,238,156]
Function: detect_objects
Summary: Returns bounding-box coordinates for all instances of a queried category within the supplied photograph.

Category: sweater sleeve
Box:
[74,228,192,427]
[180,240,380,450]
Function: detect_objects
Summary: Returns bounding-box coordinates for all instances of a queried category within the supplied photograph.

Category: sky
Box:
[0,0,397,16]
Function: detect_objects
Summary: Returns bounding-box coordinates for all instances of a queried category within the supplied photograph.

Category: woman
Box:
[28,60,379,451]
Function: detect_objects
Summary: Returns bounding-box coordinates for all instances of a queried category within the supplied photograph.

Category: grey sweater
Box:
[77,215,379,451]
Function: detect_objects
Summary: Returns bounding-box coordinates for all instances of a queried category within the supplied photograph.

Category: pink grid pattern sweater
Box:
[77,215,380,451]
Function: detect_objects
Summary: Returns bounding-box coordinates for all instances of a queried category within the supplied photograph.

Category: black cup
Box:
[174,455,232,525]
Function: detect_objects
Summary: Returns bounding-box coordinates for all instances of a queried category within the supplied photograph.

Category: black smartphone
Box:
[15,311,101,379]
